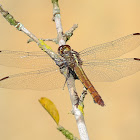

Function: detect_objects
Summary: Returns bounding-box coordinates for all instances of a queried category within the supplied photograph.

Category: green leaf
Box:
[39,97,59,125]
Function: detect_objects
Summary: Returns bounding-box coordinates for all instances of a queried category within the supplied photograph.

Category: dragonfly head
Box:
[58,45,71,56]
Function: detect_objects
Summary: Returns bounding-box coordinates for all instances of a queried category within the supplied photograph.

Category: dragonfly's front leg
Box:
[61,66,79,90]
[62,67,70,90]
[60,66,80,107]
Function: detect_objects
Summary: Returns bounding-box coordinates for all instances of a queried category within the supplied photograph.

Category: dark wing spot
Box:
[134,58,140,61]
[0,51,2,52]
[133,33,140,35]
[0,76,9,81]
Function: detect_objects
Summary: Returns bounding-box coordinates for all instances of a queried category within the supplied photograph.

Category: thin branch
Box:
[79,87,87,104]
[63,24,78,42]
[51,1,90,140]
[78,88,87,116]
[0,4,62,65]
[40,24,78,44]
[0,2,89,140]
[41,38,58,43]
[27,38,58,44]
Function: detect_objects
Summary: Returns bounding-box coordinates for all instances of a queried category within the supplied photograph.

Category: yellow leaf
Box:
[39,97,59,125]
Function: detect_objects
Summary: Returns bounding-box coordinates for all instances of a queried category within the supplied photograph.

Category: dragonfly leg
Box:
[62,67,70,90]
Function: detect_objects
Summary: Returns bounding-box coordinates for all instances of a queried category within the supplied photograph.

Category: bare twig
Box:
[0,4,62,65]
[63,24,78,42]
[77,88,87,116]
[41,38,58,43]
[0,2,89,140]
[27,38,34,43]
[41,24,78,44]
[27,38,58,44]
[79,87,87,104]
[51,0,89,140]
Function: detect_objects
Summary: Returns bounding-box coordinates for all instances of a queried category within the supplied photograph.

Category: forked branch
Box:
[0,1,89,139]
[51,1,89,139]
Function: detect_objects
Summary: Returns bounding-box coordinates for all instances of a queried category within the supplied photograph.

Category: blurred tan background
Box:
[0,0,140,140]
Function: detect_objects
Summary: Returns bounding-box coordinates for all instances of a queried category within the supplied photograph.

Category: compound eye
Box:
[58,45,71,55]
[58,45,64,55]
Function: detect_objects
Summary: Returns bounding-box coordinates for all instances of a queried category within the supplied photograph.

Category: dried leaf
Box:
[39,97,59,125]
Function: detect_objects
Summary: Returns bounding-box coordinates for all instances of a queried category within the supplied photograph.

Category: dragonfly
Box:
[0,33,140,106]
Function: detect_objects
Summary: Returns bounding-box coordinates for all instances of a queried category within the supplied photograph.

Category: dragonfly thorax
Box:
[58,45,82,68]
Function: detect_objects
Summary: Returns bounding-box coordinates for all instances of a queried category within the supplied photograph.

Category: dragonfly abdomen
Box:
[74,65,105,107]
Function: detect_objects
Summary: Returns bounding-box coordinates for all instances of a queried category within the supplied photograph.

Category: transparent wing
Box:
[80,33,140,61]
[0,66,66,90]
[0,50,56,69]
[82,58,140,82]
